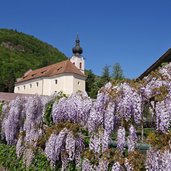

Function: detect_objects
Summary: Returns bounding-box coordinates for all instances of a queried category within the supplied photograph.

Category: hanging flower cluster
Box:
[117,126,126,152]
[1,62,171,170]
[87,82,115,133]
[45,128,84,170]
[127,125,137,152]
[146,149,171,171]
[17,95,44,167]
[3,97,25,145]
[52,91,92,126]
[116,82,142,124]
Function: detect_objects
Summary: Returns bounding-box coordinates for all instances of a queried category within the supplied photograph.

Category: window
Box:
[36,82,39,87]
[32,74,36,77]
[30,84,32,88]
[18,87,20,91]
[79,62,82,69]
[55,80,58,84]
[78,81,80,85]
[41,70,46,74]
[73,62,75,65]
[57,67,62,71]
[23,85,26,89]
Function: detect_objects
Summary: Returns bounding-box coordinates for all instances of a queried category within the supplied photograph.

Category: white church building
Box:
[14,36,86,96]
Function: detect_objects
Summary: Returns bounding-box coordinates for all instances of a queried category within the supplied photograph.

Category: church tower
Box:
[70,35,85,73]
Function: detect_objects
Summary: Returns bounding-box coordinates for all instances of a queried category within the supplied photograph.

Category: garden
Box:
[0,63,171,171]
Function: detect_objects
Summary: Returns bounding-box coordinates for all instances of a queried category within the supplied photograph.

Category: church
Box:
[14,36,86,96]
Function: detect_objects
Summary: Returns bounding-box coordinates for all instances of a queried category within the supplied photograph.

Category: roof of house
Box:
[138,48,171,79]
[16,60,86,83]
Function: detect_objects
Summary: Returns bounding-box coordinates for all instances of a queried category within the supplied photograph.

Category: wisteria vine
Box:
[1,62,171,170]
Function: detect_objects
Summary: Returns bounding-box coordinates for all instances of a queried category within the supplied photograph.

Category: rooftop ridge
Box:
[16,59,86,84]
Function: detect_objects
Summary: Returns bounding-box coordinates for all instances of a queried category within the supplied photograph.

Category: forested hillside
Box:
[0,29,67,92]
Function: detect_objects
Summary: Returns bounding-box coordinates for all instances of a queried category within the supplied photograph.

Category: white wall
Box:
[73,75,86,93]
[14,73,86,96]
[70,55,85,73]
[49,74,74,95]
[14,78,43,95]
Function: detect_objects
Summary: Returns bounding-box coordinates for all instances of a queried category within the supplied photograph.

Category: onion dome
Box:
[72,35,83,56]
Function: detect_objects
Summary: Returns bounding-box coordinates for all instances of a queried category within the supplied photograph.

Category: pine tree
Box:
[112,63,124,80]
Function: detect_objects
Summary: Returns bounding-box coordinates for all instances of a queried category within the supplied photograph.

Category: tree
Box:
[0,29,67,92]
[100,65,111,86]
[112,63,124,80]
[85,70,98,99]
[85,70,95,94]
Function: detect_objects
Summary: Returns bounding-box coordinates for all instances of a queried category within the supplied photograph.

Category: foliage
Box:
[100,65,111,87]
[0,143,55,171]
[0,143,24,171]
[85,69,98,99]
[0,29,67,92]
[85,63,125,99]
[1,62,171,170]
[127,151,146,171]
[44,102,54,126]
[43,92,67,126]
[112,62,124,80]
[0,103,2,113]
[147,131,171,150]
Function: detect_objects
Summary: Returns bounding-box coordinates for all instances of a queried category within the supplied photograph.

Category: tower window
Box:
[79,62,82,69]
[55,80,58,84]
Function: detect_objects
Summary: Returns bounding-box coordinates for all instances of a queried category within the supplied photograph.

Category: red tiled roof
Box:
[16,60,86,83]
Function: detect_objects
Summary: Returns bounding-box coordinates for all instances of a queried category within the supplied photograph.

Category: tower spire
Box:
[75,34,80,47]
[72,34,83,56]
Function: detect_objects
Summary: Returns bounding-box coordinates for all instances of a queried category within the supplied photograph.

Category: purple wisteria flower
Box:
[127,125,137,152]
[117,126,126,152]
[155,101,170,133]
[116,83,142,124]
[65,131,76,160]
[23,95,43,146]
[4,97,25,145]
[146,149,171,171]
[111,162,121,171]
[52,92,92,126]
[82,158,94,171]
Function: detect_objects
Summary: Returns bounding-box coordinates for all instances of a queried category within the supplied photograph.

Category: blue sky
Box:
[1,0,171,78]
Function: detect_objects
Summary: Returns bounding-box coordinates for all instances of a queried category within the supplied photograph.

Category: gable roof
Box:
[16,60,86,83]
[138,48,171,79]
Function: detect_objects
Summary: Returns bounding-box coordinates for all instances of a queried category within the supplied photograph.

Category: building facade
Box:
[14,36,86,96]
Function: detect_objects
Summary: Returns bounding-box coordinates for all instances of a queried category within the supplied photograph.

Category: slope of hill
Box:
[0,29,67,92]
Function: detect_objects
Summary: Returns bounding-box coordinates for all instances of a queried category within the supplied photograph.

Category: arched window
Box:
[55,80,58,84]
[73,62,75,65]
[79,62,82,69]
